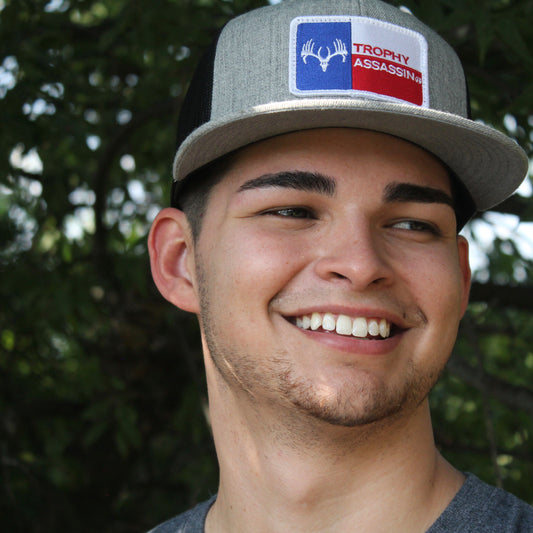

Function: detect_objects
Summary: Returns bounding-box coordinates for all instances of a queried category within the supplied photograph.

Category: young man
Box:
[148,0,533,531]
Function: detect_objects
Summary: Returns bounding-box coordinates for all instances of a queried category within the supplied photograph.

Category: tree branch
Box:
[487,195,533,221]
[446,352,533,418]
[470,282,533,310]
[462,316,503,486]
[91,96,177,283]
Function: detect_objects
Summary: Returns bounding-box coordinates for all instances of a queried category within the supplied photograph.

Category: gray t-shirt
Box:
[148,473,533,532]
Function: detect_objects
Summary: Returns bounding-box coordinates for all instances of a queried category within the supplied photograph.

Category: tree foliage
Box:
[0,0,532,531]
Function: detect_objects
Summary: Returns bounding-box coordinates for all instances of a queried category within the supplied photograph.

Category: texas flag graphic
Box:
[290,16,429,107]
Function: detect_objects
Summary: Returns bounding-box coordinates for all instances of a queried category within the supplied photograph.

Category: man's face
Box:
[190,128,470,427]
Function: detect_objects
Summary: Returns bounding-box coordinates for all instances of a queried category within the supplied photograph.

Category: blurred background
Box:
[1,0,532,531]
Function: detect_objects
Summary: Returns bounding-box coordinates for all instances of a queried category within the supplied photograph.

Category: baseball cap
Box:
[171,0,528,227]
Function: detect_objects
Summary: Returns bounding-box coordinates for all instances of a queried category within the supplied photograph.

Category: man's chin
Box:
[280,371,437,431]
[289,391,407,429]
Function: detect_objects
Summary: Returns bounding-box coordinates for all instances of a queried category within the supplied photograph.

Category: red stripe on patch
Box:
[352,55,423,106]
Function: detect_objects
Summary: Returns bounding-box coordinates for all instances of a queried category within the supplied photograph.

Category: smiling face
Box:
[187,129,470,428]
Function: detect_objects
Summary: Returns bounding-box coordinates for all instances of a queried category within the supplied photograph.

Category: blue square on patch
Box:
[295,22,352,91]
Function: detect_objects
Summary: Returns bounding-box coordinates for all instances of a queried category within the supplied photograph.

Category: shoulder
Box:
[147,496,216,533]
[428,473,533,532]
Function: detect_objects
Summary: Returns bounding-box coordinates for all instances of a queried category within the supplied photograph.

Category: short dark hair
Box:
[171,154,235,242]
[449,169,476,230]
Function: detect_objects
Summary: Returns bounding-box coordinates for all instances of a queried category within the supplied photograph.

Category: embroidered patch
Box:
[289,16,429,107]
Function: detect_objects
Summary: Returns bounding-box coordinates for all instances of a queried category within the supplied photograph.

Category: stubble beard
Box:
[199,314,441,435]
[276,358,439,428]
[195,260,443,435]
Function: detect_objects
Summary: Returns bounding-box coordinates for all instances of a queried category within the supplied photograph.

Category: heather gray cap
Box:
[173,0,528,217]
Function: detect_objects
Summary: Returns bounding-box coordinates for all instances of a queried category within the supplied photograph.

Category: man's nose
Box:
[312,219,393,290]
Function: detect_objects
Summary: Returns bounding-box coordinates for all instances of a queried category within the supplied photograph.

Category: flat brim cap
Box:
[173,0,528,212]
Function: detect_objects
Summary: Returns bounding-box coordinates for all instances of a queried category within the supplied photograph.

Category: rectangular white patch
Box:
[290,16,429,107]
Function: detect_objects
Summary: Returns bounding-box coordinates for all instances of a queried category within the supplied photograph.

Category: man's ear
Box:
[148,207,200,313]
[457,235,472,318]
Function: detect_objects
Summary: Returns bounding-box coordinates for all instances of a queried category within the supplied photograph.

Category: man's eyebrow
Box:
[237,171,336,196]
[383,182,454,207]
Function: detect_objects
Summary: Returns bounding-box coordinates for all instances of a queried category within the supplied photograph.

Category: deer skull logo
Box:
[301,39,349,72]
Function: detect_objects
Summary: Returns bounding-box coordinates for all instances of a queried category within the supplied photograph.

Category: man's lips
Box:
[288,312,406,339]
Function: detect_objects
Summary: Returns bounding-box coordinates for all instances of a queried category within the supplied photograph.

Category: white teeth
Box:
[352,317,367,337]
[379,318,390,338]
[336,314,352,335]
[310,312,322,330]
[295,313,392,339]
[368,319,379,337]
[322,313,336,331]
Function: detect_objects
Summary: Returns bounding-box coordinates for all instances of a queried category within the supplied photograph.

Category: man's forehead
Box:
[219,128,452,195]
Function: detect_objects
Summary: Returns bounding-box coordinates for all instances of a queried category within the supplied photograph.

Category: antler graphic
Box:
[301,39,348,72]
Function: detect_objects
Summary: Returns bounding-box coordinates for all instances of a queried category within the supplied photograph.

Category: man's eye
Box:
[265,207,314,219]
[392,220,440,235]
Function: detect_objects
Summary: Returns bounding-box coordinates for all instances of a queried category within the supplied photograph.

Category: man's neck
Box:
[204,378,464,533]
